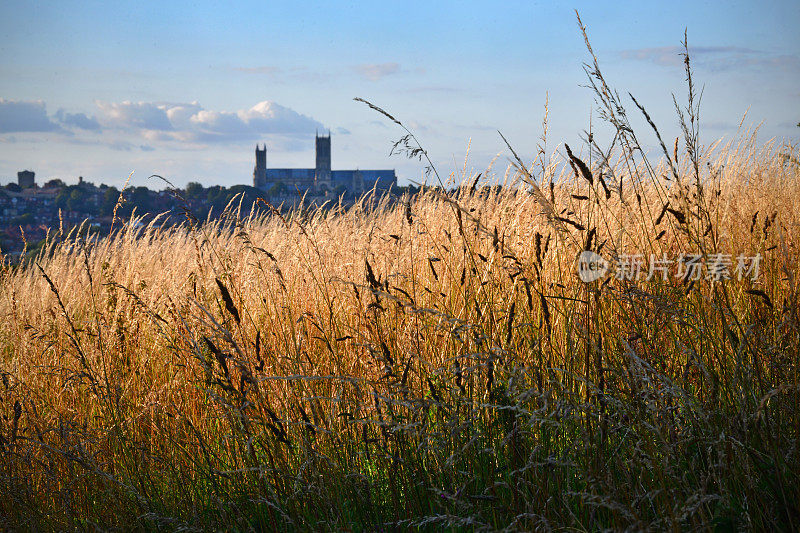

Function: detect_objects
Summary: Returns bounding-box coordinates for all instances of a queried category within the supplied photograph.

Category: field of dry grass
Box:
[1,131,798,530]
[1,23,799,530]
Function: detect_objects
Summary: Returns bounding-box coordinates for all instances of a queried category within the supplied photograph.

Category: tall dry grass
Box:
[0,134,797,530]
[0,18,798,530]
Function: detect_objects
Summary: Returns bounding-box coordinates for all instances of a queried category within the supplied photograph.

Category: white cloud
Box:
[94,99,324,144]
[191,110,249,137]
[238,101,322,134]
[0,99,62,133]
[96,101,174,131]
[0,98,325,148]
[164,102,204,130]
[353,62,401,81]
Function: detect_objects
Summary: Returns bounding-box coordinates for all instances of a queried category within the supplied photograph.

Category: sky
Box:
[0,0,798,189]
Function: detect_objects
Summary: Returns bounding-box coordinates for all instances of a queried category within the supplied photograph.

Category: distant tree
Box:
[229,184,262,198]
[12,213,34,226]
[227,184,247,196]
[27,238,48,257]
[100,187,120,216]
[6,183,21,192]
[130,186,154,213]
[202,186,229,213]
[205,185,223,204]
[67,188,87,212]
[186,181,204,199]
[269,182,285,197]
[55,186,78,210]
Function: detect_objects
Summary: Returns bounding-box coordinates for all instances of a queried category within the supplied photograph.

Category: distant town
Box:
[0,135,411,257]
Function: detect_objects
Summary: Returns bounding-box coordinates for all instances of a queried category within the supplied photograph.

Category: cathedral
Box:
[253,133,396,196]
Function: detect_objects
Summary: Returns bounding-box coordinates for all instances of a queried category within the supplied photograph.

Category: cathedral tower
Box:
[253,144,267,188]
[315,132,332,192]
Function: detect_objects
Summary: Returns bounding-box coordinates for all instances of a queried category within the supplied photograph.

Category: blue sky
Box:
[1,0,797,188]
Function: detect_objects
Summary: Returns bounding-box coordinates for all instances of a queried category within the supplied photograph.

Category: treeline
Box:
[1,178,423,255]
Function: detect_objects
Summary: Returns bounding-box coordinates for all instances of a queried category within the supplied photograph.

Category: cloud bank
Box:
[0,99,63,133]
[96,100,324,143]
[55,109,101,130]
[0,99,326,147]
